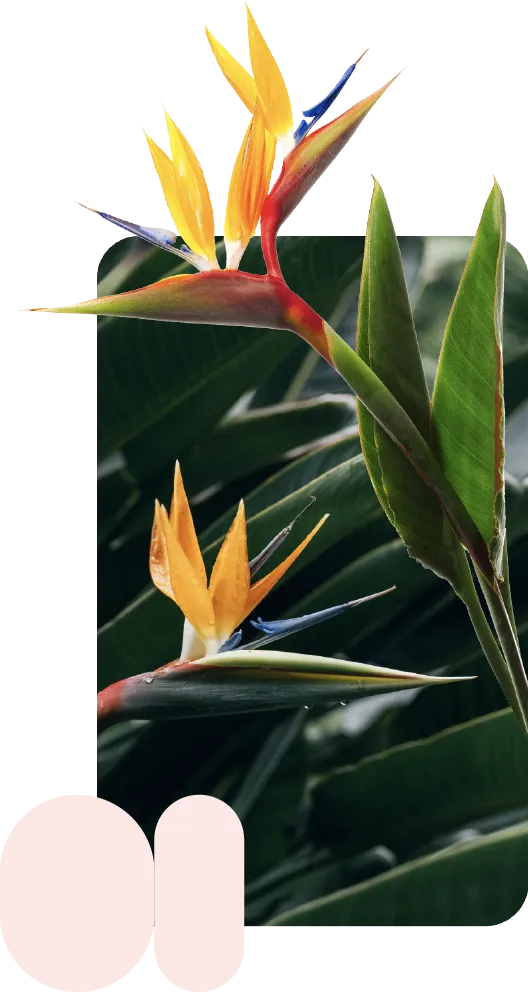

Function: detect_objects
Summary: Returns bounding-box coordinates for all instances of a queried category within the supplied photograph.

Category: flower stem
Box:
[458,563,528,733]
[476,569,528,734]
[499,542,519,645]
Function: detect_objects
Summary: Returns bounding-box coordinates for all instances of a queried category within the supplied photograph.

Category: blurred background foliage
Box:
[98,234,528,925]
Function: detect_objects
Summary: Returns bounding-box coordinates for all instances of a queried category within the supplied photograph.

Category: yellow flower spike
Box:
[224,101,275,268]
[170,461,207,585]
[205,26,257,112]
[242,514,329,620]
[163,110,217,265]
[246,5,293,152]
[208,501,251,642]
[157,502,217,640]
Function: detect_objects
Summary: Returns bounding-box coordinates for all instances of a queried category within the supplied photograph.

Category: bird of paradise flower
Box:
[31,8,476,724]
[37,5,396,364]
[96,463,472,728]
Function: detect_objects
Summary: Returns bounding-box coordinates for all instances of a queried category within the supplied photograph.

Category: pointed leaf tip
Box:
[261,74,398,272]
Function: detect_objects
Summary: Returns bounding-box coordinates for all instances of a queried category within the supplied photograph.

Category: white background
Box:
[1,0,527,987]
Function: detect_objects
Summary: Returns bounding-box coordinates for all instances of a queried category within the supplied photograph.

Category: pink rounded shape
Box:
[0,795,153,991]
[155,795,244,991]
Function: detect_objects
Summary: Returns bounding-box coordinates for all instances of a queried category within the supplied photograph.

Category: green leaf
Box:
[432,182,507,574]
[131,394,355,491]
[267,821,528,925]
[309,708,528,854]
[246,846,396,924]
[99,315,292,464]
[98,651,472,729]
[200,435,364,545]
[97,710,286,844]
[353,620,528,763]
[231,709,306,821]
[242,729,308,884]
[356,180,469,595]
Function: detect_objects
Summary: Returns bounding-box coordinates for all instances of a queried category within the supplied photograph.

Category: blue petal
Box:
[77,204,208,270]
[245,587,395,649]
[293,60,360,144]
[248,497,316,579]
[218,630,243,652]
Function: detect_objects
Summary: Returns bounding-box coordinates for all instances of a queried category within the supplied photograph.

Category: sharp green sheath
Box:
[97,651,474,731]
[355,179,470,597]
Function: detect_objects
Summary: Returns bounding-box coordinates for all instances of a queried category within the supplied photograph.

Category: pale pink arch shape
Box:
[155,795,244,991]
[1,793,245,990]
[0,795,153,991]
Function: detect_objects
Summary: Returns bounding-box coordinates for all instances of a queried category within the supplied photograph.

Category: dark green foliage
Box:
[98,234,528,925]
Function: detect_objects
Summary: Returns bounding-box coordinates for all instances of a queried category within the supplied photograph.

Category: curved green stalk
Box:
[457,562,528,733]
[499,543,519,644]
[476,570,528,733]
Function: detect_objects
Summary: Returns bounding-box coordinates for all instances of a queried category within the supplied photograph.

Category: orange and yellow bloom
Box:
[36,9,397,375]
[150,462,328,661]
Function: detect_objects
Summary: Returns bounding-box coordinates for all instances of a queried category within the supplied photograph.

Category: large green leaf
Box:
[268,821,528,925]
[349,620,528,766]
[103,428,363,553]
[148,395,355,496]
[309,708,528,854]
[356,180,468,595]
[98,710,289,844]
[432,183,507,572]
[200,435,364,544]
[246,846,396,924]
[120,328,294,479]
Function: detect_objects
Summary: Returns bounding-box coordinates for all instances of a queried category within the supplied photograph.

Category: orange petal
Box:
[208,501,251,639]
[205,26,257,112]
[246,5,293,143]
[242,514,329,620]
[150,499,175,601]
[144,130,184,238]
[170,462,207,585]
[159,503,216,639]
[224,102,275,263]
